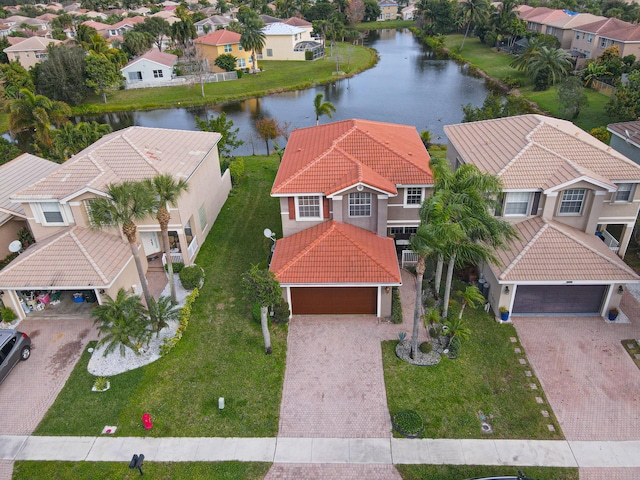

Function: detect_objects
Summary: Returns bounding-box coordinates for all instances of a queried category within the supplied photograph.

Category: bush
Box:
[419,341,432,353]
[446,335,461,359]
[392,410,424,438]
[235,68,243,79]
[0,307,17,323]
[503,75,522,89]
[179,265,204,290]
[305,50,313,61]
[159,288,199,356]
[272,298,290,324]
[164,262,184,274]
[229,158,245,185]
[0,252,18,271]
[391,287,403,324]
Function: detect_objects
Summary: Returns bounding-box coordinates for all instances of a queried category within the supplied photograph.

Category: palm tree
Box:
[313,93,336,126]
[581,62,612,87]
[242,265,282,354]
[8,88,71,150]
[460,0,490,49]
[526,46,573,86]
[88,181,156,308]
[409,224,433,359]
[92,288,150,357]
[147,174,189,303]
[147,295,181,336]
[240,13,265,74]
[457,285,485,319]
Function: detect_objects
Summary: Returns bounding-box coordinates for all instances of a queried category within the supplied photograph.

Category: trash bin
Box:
[83,290,97,303]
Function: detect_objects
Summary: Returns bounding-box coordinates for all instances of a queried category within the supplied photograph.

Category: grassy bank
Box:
[442,34,613,132]
[35,157,286,437]
[72,43,377,115]
[356,19,415,30]
[397,465,579,480]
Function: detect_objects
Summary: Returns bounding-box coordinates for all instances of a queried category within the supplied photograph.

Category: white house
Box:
[121,49,178,88]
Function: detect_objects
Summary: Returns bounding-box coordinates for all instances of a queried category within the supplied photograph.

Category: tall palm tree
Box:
[88,181,156,308]
[8,88,71,150]
[460,0,490,49]
[409,224,433,359]
[240,13,266,74]
[526,46,573,86]
[147,174,189,303]
[313,93,336,125]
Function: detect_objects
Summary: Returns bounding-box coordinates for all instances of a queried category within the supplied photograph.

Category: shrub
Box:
[446,335,461,359]
[159,288,199,356]
[392,410,424,438]
[590,126,611,144]
[93,376,109,391]
[0,307,17,323]
[229,158,245,185]
[164,262,184,274]
[391,287,403,324]
[305,50,313,61]
[235,68,243,79]
[503,75,522,89]
[419,341,432,353]
[0,252,18,271]
[179,265,204,290]
[272,298,290,324]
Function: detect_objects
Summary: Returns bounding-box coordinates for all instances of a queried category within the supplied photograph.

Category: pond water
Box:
[81,29,490,156]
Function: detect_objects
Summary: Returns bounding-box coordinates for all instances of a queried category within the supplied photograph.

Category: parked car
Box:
[0,329,31,385]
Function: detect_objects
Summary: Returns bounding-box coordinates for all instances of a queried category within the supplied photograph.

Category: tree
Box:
[75,24,99,47]
[420,130,432,149]
[147,173,189,303]
[87,181,156,309]
[85,53,123,103]
[214,53,238,72]
[136,16,170,51]
[313,93,336,125]
[510,42,572,90]
[92,288,150,357]
[456,285,484,320]
[255,117,284,155]
[8,89,71,151]
[417,0,456,35]
[170,19,196,51]
[0,61,35,99]
[581,61,611,87]
[459,0,489,49]
[557,76,588,120]
[0,138,21,166]
[195,112,244,158]
[409,225,433,360]
[606,70,640,121]
[123,30,155,57]
[462,92,531,122]
[240,11,266,74]
[363,0,381,22]
[50,121,112,162]
[345,0,365,25]
[242,265,283,354]
[147,295,180,336]
[37,45,91,105]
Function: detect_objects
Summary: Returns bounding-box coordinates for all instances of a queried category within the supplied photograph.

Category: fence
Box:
[590,79,616,98]
[124,71,238,90]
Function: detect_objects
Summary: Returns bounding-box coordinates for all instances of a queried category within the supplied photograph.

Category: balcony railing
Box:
[187,237,199,260]
[401,250,418,268]
[600,230,620,253]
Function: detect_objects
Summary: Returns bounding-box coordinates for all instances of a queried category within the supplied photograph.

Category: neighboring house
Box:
[519,7,570,36]
[0,127,232,320]
[608,120,640,165]
[132,6,151,16]
[0,154,61,259]
[194,29,254,72]
[81,20,111,37]
[444,114,640,319]
[106,16,145,38]
[261,22,324,61]
[195,15,231,35]
[539,12,605,50]
[571,17,640,59]
[3,36,62,69]
[121,49,177,87]
[270,119,433,317]
[378,0,399,20]
[401,3,417,20]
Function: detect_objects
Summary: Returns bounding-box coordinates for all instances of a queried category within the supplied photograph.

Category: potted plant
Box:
[499,306,510,322]
[608,308,619,321]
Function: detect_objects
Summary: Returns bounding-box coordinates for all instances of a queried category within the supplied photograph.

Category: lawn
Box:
[383,284,563,440]
[13,461,270,479]
[72,43,377,115]
[442,34,614,132]
[397,465,578,480]
[35,156,287,438]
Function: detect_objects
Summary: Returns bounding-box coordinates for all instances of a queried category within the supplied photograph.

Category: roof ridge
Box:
[276,222,337,276]
[122,131,163,175]
[69,228,110,284]
[0,228,70,276]
[500,219,547,279]
[498,119,546,177]
[338,225,399,279]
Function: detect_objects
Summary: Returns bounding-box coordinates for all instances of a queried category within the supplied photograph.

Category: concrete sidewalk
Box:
[2,435,640,468]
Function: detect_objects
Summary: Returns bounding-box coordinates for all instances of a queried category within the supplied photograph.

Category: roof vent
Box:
[297,148,302,152]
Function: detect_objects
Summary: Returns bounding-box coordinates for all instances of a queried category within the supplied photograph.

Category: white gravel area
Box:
[88,275,192,377]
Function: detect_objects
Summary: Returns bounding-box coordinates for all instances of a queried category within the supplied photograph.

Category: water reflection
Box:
[77,29,490,156]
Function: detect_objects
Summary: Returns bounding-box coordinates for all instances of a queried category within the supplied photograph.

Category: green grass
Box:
[356,19,415,31]
[72,43,377,115]
[397,465,578,480]
[13,461,270,479]
[34,156,287,437]
[384,287,563,440]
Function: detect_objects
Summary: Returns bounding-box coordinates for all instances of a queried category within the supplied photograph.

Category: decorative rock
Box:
[519,358,527,365]
[547,424,555,432]
[635,354,640,360]
[541,410,549,417]
[510,337,517,343]
[395,340,442,366]
[514,347,521,353]
[535,396,544,404]
[530,383,537,390]
[525,370,532,377]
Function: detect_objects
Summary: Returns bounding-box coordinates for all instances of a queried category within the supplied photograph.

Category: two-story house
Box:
[194,29,255,72]
[269,119,433,317]
[0,127,231,320]
[378,0,399,21]
[3,36,62,69]
[571,17,640,60]
[608,120,640,166]
[260,22,324,61]
[444,114,640,319]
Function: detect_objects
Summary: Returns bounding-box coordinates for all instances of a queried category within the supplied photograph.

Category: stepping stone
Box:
[530,384,537,390]
[535,396,544,404]
[627,343,636,350]
[541,410,549,417]
[514,347,521,353]
[635,354,640,360]
[525,370,532,377]
[547,424,555,432]
[510,337,517,343]
[519,358,527,365]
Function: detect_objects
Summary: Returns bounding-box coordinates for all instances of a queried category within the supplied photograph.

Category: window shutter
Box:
[531,192,541,215]
[288,197,295,219]
[323,197,330,218]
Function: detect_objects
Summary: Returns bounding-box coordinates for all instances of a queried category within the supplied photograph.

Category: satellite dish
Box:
[8,240,22,253]
[263,228,274,239]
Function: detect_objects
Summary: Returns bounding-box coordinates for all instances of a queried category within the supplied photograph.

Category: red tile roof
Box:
[272,119,432,196]
[270,220,401,284]
[194,29,241,45]
[574,17,632,35]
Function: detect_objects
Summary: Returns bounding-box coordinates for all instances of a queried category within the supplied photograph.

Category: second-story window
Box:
[615,183,634,202]
[405,187,423,206]
[504,192,531,216]
[559,189,586,214]
[224,44,232,53]
[41,202,64,224]
[349,192,371,217]
[296,196,321,219]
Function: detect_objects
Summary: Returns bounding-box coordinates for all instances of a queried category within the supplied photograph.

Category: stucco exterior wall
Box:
[0,218,27,254]
[380,286,392,317]
[122,60,173,85]
[196,43,254,72]
[263,32,309,61]
[609,137,640,165]
[337,186,379,234]
[280,196,327,237]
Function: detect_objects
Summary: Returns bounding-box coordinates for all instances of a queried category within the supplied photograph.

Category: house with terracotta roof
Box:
[270,119,433,317]
[194,29,255,72]
[571,17,640,59]
[105,16,145,38]
[3,36,62,69]
[121,49,177,87]
[608,120,640,165]
[261,22,324,61]
[0,127,231,320]
[444,114,640,319]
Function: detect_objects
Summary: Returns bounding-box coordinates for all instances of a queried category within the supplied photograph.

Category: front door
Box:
[140,232,161,257]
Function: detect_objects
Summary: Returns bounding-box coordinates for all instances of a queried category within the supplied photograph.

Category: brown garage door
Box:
[291,287,377,315]
[512,285,607,314]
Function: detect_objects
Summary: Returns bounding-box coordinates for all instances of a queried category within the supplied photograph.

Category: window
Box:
[267,48,273,57]
[238,44,243,50]
[559,189,586,214]
[224,44,232,53]
[41,202,64,224]
[296,196,321,218]
[198,204,207,230]
[388,226,418,236]
[575,32,581,40]
[504,192,531,216]
[600,38,607,48]
[349,192,371,217]
[587,34,593,43]
[405,187,423,206]
[237,58,246,68]
[129,71,142,81]
[615,183,634,202]
[153,70,163,78]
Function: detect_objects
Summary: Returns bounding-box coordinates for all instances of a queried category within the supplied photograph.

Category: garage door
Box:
[290,287,377,315]
[512,285,607,314]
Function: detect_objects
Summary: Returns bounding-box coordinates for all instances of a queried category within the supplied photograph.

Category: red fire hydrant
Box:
[142,413,153,430]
